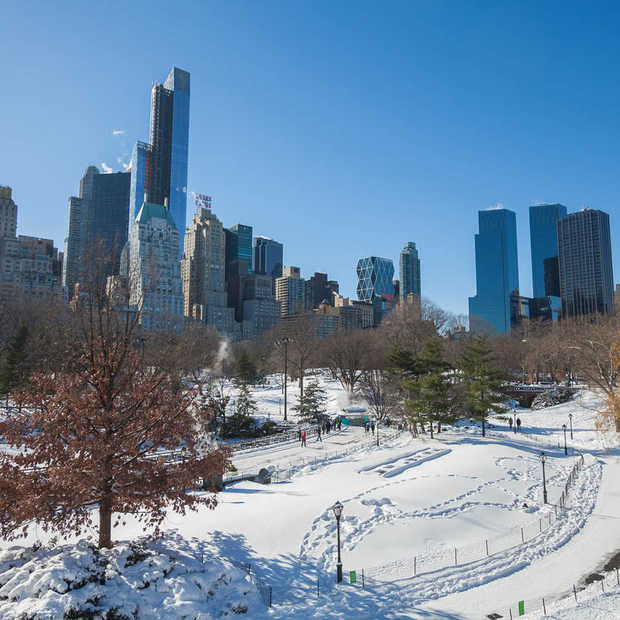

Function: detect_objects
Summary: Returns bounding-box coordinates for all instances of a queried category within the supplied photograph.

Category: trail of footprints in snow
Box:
[299,451,572,568]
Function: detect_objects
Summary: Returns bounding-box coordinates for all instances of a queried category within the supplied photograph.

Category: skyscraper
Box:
[0,186,17,239]
[150,68,190,247]
[529,203,567,298]
[225,224,253,275]
[399,242,421,300]
[254,236,283,279]
[275,266,306,317]
[558,209,614,317]
[468,208,519,334]
[63,166,130,294]
[129,67,190,254]
[129,201,184,330]
[356,257,395,302]
[181,207,236,335]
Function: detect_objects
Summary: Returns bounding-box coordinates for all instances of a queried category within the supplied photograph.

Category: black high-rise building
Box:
[558,209,614,317]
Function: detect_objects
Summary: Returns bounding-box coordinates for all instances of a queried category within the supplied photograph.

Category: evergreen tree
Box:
[293,380,327,423]
[235,350,257,385]
[459,335,508,437]
[403,339,454,438]
[224,383,259,437]
[0,323,28,396]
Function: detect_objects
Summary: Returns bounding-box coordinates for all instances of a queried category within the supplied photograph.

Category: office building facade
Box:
[63,166,130,294]
[129,202,184,330]
[529,203,567,298]
[0,186,17,239]
[399,242,421,300]
[558,209,614,317]
[254,236,283,280]
[356,256,395,302]
[468,208,519,334]
[275,266,306,317]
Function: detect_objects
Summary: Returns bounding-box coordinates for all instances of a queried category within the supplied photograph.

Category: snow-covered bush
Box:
[0,534,264,618]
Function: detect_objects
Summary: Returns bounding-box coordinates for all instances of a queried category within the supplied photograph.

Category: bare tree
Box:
[322,328,370,396]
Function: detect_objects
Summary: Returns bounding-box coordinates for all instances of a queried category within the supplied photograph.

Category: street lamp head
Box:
[562,424,566,430]
[569,413,573,420]
[540,451,546,463]
[332,500,343,519]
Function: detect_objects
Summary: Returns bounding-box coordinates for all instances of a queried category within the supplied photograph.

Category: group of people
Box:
[508,415,522,433]
[297,417,342,447]
[364,420,376,435]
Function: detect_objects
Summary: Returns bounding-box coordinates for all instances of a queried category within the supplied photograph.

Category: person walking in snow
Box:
[316,426,322,442]
[371,421,375,435]
[508,418,513,431]
[338,419,342,431]
[516,417,522,432]
[301,430,307,447]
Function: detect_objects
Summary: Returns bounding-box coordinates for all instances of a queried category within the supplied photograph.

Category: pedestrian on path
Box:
[301,431,307,447]
[316,427,322,442]
[509,418,513,431]
[516,417,522,432]
[371,421,375,435]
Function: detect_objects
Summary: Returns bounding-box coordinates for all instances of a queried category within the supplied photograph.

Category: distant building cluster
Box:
[18,64,618,340]
[469,203,615,333]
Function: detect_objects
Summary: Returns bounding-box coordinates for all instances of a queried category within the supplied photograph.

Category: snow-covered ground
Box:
[1,379,618,619]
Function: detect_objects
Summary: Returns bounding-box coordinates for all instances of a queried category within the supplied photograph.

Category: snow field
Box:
[0,379,616,618]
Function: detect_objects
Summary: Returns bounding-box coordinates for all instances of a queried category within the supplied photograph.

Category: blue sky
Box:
[2,0,620,315]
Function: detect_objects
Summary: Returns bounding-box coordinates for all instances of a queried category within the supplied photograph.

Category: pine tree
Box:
[404,339,454,438]
[293,380,327,423]
[459,335,508,437]
[0,323,28,395]
[224,383,259,437]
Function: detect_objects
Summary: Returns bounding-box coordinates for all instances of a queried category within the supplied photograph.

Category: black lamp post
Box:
[562,423,568,455]
[332,501,344,583]
[568,413,573,440]
[275,338,290,422]
[540,452,548,504]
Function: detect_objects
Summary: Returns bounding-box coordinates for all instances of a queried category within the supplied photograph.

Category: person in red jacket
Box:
[301,431,307,447]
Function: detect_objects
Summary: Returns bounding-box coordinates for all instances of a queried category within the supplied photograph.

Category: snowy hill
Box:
[0,377,618,618]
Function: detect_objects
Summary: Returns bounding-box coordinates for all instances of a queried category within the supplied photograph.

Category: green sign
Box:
[518,600,525,616]
[349,570,357,584]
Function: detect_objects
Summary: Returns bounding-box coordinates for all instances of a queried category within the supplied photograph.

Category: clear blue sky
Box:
[2,0,620,315]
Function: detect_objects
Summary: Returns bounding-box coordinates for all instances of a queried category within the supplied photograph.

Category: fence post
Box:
[542,598,546,615]
[548,513,551,527]
[573,584,577,602]
[485,539,489,557]
[521,527,524,543]
[317,574,320,597]
[616,567,619,586]
[454,548,457,566]
[539,518,542,533]
[509,608,513,620]
[414,556,417,576]
[269,586,272,608]
[362,568,365,589]
[601,579,605,593]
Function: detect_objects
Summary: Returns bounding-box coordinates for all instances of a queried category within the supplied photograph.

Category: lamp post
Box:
[540,452,548,504]
[332,501,344,583]
[275,338,290,422]
[562,424,568,455]
[568,413,573,440]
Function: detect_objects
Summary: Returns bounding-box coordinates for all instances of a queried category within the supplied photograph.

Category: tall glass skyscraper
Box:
[529,203,567,298]
[399,241,421,300]
[356,256,395,302]
[225,224,253,275]
[254,236,283,279]
[129,67,190,255]
[558,209,614,317]
[468,208,519,334]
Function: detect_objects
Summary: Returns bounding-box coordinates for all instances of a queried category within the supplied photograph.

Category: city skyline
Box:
[3,2,620,314]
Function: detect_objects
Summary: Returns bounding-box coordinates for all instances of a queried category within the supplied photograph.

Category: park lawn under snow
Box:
[0,378,618,619]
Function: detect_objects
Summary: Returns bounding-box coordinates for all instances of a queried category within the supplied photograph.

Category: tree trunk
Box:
[99,494,112,549]
[430,421,434,439]
[437,422,442,434]
[481,419,486,437]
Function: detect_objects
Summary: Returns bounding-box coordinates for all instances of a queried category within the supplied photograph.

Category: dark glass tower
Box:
[399,241,421,300]
[254,236,283,279]
[468,208,519,334]
[529,203,567,298]
[129,67,190,254]
[558,209,614,317]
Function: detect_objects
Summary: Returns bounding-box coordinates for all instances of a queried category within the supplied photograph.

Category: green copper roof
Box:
[135,202,178,230]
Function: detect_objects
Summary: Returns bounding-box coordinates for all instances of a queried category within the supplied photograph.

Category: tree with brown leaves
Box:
[1,338,227,549]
